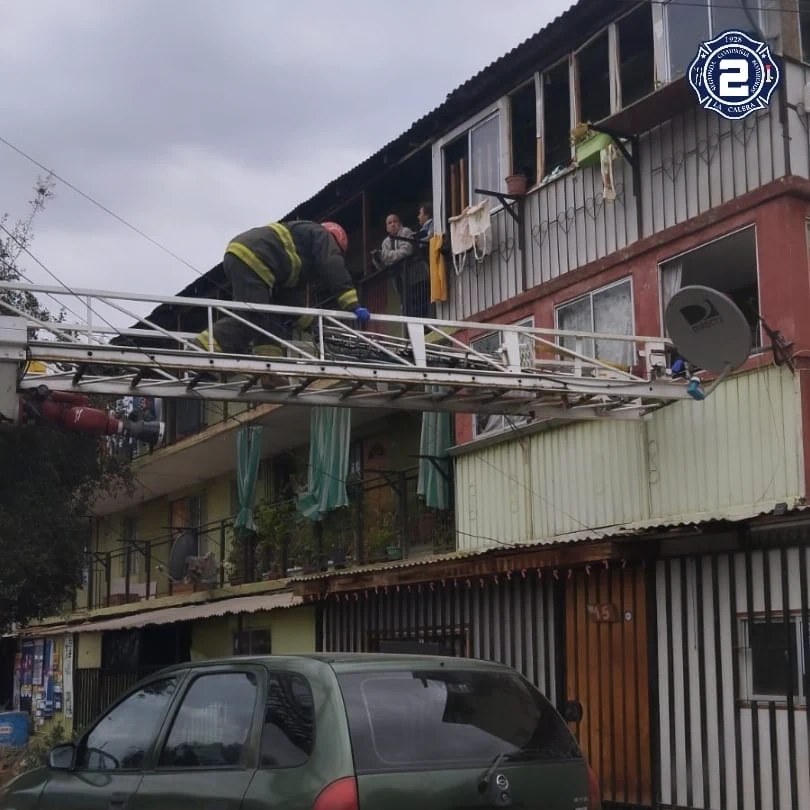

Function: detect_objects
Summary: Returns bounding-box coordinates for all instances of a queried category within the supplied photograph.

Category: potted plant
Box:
[255,499,299,579]
[570,122,612,168]
[505,172,528,196]
[364,506,402,562]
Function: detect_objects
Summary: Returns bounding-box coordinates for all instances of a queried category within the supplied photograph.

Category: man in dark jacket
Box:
[194,220,369,359]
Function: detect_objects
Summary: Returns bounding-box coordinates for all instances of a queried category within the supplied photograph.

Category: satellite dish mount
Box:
[664,285,753,401]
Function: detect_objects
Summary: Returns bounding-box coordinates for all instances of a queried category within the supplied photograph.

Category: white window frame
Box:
[573,28,619,124]
[657,224,761,346]
[660,0,764,83]
[554,277,636,365]
[470,316,534,438]
[739,615,807,705]
[432,99,509,228]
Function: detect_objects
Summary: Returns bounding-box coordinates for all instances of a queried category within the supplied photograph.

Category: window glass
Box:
[593,281,634,366]
[158,672,258,769]
[260,672,315,768]
[712,0,761,38]
[338,669,581,773]
[470,115,500,206]
[746,619,802,699]
[666,0,710,79]
[557,281,633,366]
[80,677,178,771]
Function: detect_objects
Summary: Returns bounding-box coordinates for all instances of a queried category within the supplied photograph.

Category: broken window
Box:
[443,113,500,220]
[659,226,760,348]
[576,32,611,123]
[556,278,635,367]
[471,318,534,438]
[509,81,538,187]
[618,2,655,107]
[542,60,572,175]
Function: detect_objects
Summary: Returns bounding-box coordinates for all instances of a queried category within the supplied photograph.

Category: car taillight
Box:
[313,777,359,810]
[587,765,602,810]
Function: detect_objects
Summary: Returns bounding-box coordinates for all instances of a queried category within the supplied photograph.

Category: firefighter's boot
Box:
[252,344,290,389]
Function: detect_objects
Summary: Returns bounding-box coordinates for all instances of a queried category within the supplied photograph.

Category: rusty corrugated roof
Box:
[14,591,302,638]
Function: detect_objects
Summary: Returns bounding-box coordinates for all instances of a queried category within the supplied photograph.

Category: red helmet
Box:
[321,221,349,253]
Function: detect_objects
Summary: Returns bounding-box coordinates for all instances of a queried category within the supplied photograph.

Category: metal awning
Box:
[14,591,303,638]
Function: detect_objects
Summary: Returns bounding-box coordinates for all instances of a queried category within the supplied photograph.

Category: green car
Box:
[0,654,601,810]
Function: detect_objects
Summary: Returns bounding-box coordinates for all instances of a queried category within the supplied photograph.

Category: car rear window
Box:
[337,668,581,773]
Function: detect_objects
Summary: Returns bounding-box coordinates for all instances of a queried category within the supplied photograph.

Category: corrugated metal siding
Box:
[322,573,559,697]
[787,61,810,181]
[455,440,532,548]
[456,365,803,550]
[524,159,638,291]
[643,103,785,238]
[648,364,803,522]
[436,62,804,322]
[440,210,522,322]
[656,547,810,810]
[529,419,649,538]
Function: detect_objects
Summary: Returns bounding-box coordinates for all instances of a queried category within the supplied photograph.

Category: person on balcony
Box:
[371,213,415,272]
[415,203,434,244]
[194,220,371,362]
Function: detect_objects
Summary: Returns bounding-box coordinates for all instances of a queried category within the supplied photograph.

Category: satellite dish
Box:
[664,285,752,373]
[167,530,199,582]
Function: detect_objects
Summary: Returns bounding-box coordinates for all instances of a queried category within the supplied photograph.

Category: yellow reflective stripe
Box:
[337,289,359,310]
[295,314,315,330]
[226,242,275,288]
[195,331,222,353]
[268,223,302,287]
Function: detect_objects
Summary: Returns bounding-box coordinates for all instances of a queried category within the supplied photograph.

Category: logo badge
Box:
[688,30,780,120]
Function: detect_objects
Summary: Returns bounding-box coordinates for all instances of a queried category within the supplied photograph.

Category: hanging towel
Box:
[601,143,617,202]
[428,233,448,303]
[449,210,474,256]
[466,199,493,260]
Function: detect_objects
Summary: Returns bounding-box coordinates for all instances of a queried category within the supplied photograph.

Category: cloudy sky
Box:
[1,0,572,327]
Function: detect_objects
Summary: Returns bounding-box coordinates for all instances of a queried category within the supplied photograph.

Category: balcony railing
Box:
[77,467,454,609]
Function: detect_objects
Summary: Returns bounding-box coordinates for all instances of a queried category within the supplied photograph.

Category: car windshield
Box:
[337,668,581,772]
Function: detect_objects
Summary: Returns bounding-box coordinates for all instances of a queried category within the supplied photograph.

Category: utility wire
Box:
[0,135,202,276]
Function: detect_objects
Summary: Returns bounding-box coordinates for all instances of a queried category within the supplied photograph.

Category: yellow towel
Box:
[428,234,448,303]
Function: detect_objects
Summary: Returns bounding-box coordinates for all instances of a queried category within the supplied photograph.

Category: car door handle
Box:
[109,792,131,809]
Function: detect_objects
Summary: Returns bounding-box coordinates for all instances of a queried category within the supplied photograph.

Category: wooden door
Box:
[565,563,652,807]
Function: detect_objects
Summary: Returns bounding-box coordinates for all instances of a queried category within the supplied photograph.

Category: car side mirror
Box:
[47,742,76,770]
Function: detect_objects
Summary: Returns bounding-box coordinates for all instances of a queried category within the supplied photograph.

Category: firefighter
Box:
[194,220,370,360]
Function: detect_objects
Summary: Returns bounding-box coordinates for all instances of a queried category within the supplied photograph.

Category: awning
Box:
[14,590,303,638]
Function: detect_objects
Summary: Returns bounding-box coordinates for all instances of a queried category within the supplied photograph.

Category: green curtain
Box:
[417,410,452,510]
[234,425,263,532]
[297,406,352,522]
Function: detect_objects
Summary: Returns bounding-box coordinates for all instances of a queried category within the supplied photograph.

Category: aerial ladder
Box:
[0,281,752,445]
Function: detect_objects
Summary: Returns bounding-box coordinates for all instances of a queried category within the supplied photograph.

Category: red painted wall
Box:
[454,188,810,448]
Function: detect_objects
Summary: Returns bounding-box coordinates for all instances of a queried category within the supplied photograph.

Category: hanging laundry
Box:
[466,199,493,260]
[601,142,617,202]
[428,233,448,303]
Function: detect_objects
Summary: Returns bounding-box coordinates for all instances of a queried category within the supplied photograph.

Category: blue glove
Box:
[354,306,370,326]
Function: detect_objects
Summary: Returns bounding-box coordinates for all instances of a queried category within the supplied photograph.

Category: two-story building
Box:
[9,2,810,808]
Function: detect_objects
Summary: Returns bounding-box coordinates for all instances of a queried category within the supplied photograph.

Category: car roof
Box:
[151,652,514,676]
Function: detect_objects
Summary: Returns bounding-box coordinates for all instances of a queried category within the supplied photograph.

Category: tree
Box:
[0,178,131,630]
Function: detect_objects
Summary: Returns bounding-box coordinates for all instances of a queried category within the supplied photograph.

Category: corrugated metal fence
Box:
[656,544,810,810]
